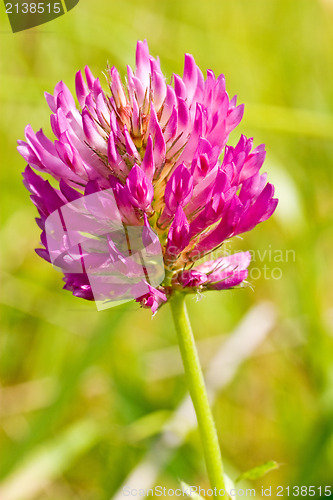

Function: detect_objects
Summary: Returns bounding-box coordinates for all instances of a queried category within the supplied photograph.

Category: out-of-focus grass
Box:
[0,0,333,498]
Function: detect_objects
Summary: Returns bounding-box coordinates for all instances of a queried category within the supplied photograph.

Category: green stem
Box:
[170,292,227,498]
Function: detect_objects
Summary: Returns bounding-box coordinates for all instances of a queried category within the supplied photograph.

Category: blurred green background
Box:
[1,0,333,498]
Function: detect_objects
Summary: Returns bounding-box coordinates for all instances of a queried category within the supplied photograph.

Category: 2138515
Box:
[5,3,62,14]
[276,485,332,496]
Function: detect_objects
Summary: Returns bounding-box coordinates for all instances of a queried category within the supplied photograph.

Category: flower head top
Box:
[19,40,277,313]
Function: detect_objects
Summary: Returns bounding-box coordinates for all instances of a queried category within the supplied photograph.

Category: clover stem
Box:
[170,292,228,498]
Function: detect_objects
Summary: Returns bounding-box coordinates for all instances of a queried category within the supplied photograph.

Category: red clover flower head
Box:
[18,40,278,313]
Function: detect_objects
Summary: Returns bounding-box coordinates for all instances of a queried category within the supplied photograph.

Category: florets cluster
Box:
[19,40,277,313]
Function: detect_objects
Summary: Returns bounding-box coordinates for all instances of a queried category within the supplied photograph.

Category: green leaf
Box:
[236,460,280,483]
[180,480,233,499]
[180,481,205,499]
[224,472,235,491]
